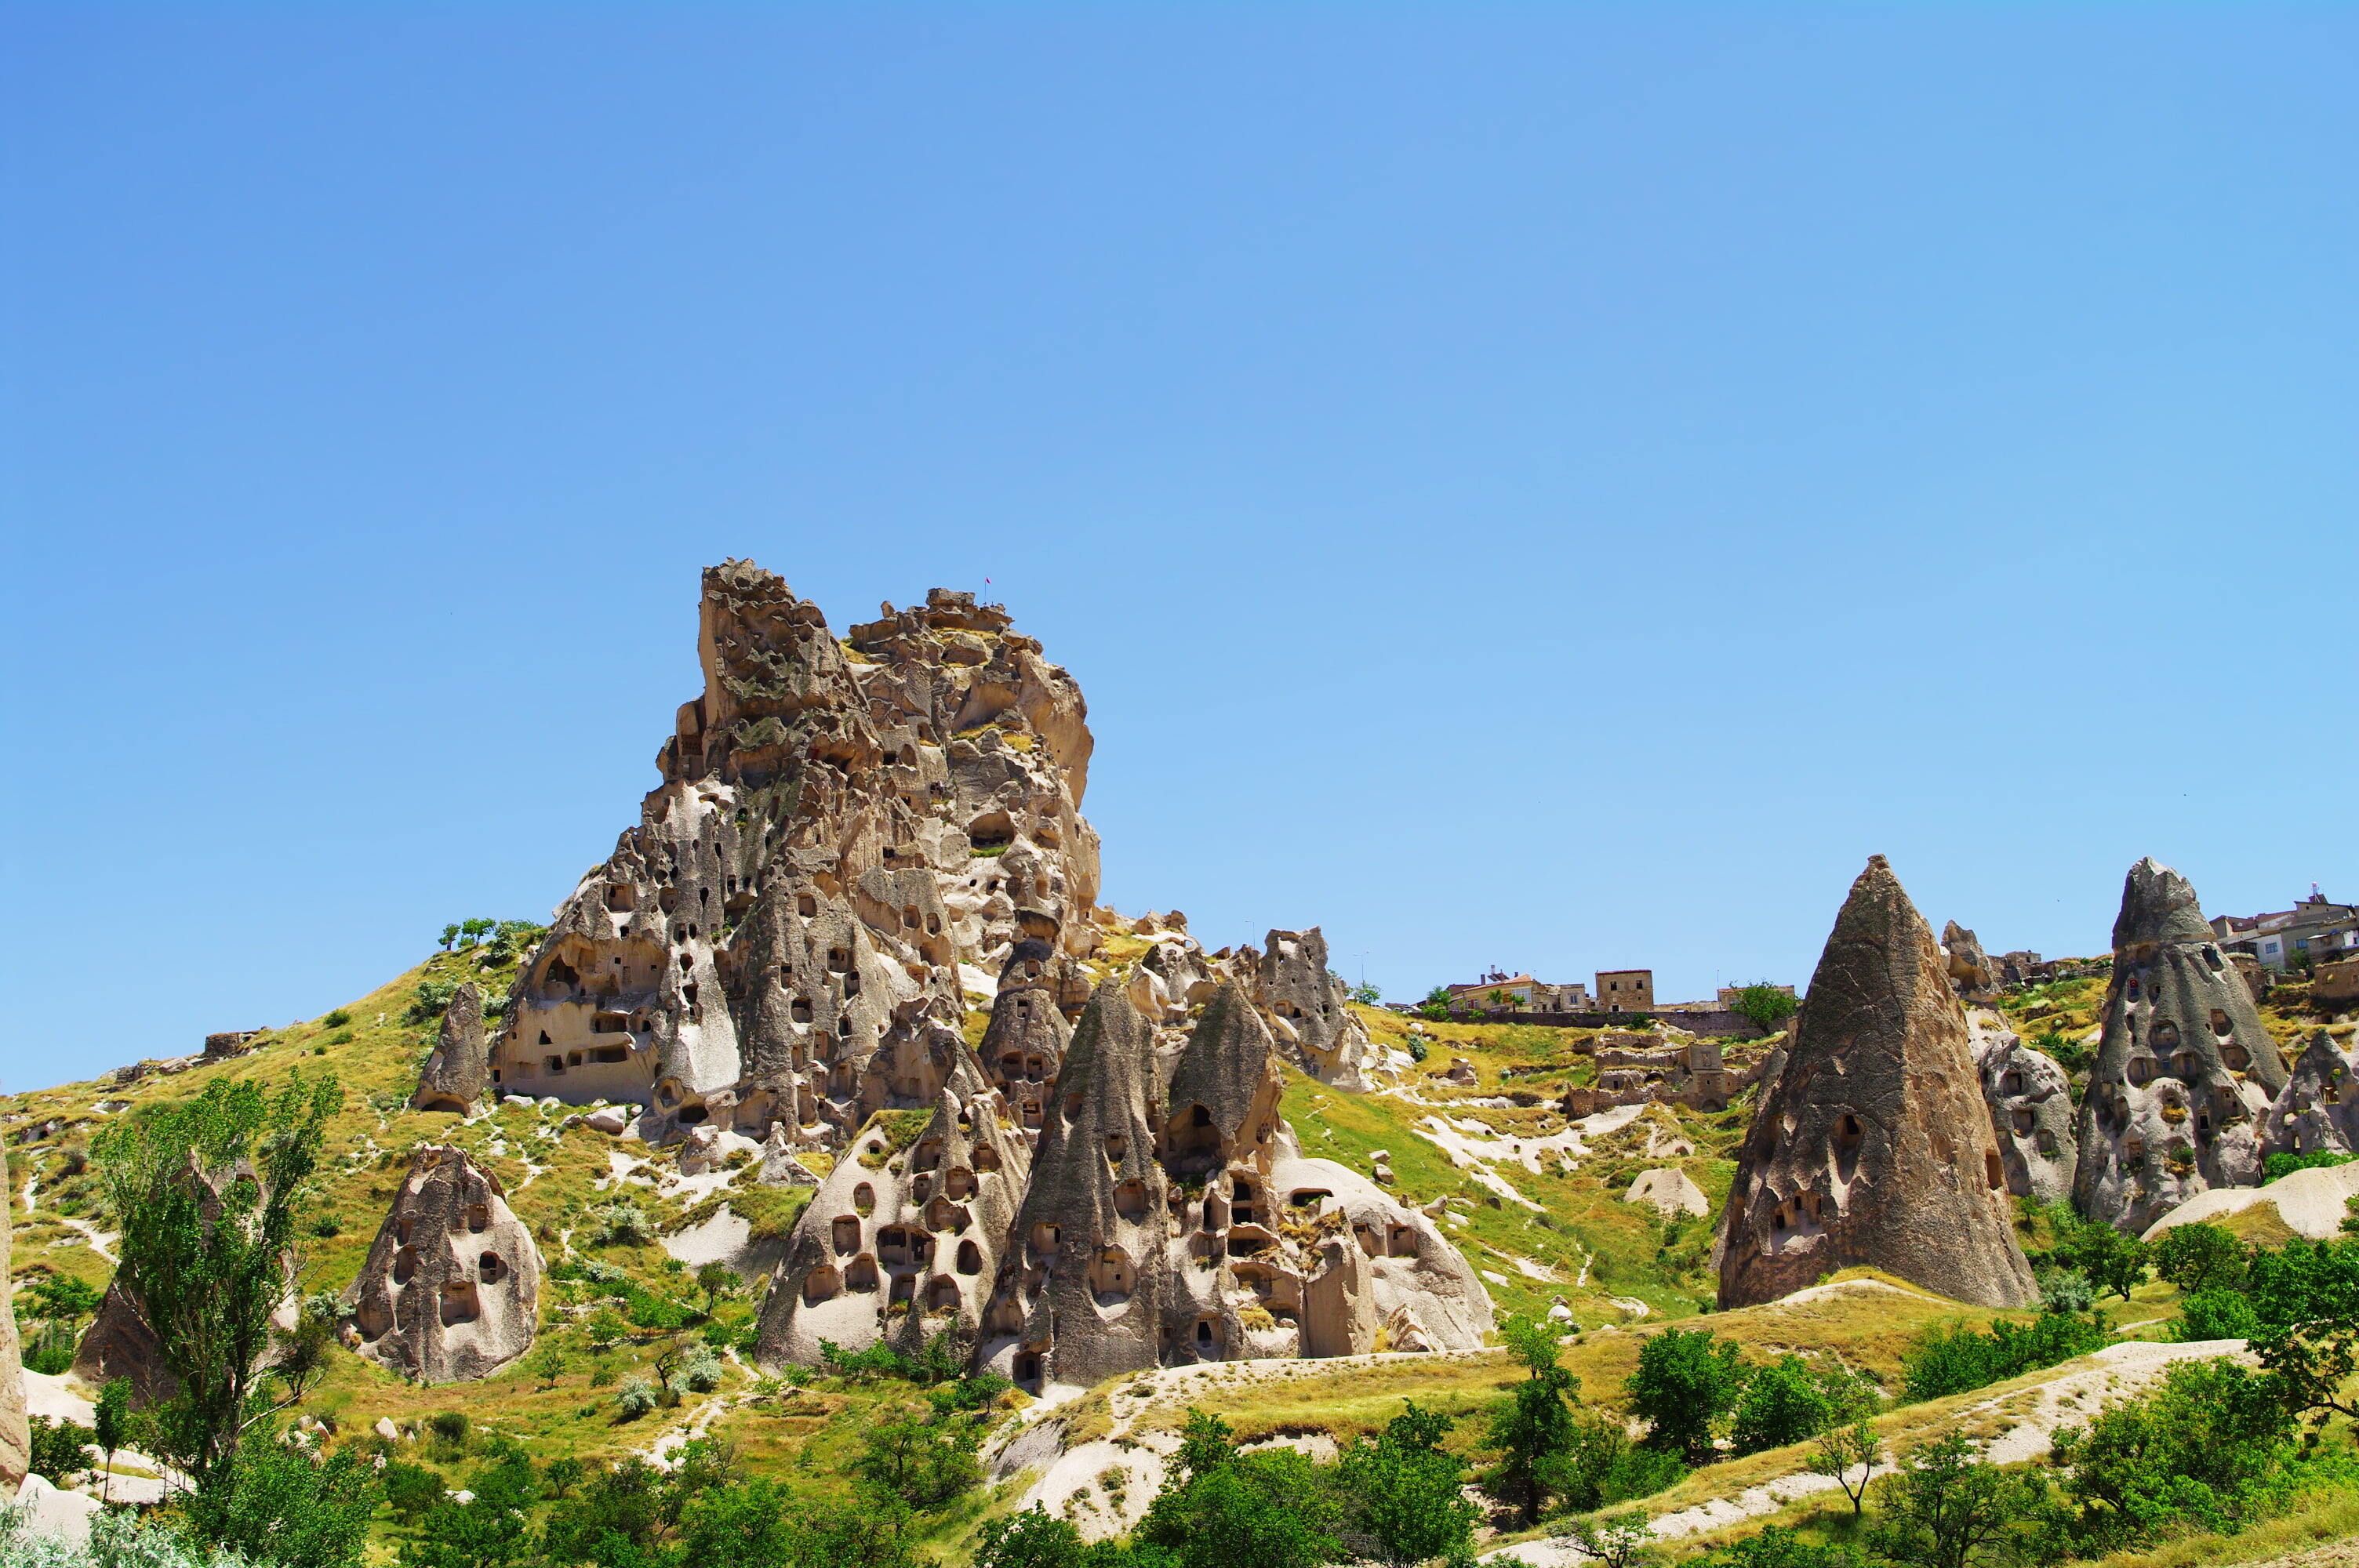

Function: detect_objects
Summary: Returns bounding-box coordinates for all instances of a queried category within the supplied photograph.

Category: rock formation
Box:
[412,982,491,1115]
[1942,921,2001,1002]
[2072,858,2288,1234]
[345,1145,541,1384]
[2,1152,27,1498]
[761,978,1491,1388]
[489,567,1105,1145]
[1624,1168,1710,1218]
[1717,856,2040,1311]
[2262,1031,2359,1160]
[1976,1029,2078,1205]
[753,994,1034,1368]
[1241,928,1381,1090]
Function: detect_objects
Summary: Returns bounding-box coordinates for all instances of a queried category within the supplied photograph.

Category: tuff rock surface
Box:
[1,1152,26,1497]
[2072,858,2287,1234]
[346,1145,541,1384]
[412,982,492,1115]
[1976,1026,2078,1206]
[1718,856,2040,1310]
[2263,1031,2359,1160]
[1942,921,2001,1002]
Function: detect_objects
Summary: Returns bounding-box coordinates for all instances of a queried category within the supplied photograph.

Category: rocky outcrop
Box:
[2263,1031,2359,1160]
[1625,1168,1710,1218]
[1718,857,2040,1311]
[491,567,1103,1146]
[72,1282,176,1406]
[2072,859,2288,1234]
[346,1146,540,1384]
[2,1152,27,1498]
[1242,928,1379,1090]
[1977,1030,2078,1206]
[753,1025,1030,1367]
[412,982,491,1115]
[1942,922,2001,1002]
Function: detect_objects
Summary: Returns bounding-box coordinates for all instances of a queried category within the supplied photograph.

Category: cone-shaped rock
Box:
[346,1146,541,1383]
[1,1152,27,1497]
[1249,928,1380,1091]
[755,1034,1031,1367]
[974,980,1173,1391]
[2262,1031,2359,1161]
[1718,857,2039,1310]
[1978,1031,2078,1206]
[412,982,491,1115]
[2072,858,2286,1233]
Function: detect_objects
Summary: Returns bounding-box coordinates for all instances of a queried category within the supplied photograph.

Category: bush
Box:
[1729,983,1798,1034]
[2265,1150,2356,1185]
[0,1508,261,1567]
[28,1416,95,1482]
[585,1200,652,1248]
[2151,1222,2248,1292]
[1626,1327,1746,1463]
[2177,1289,2263,1342]
[1901,1310,2110,1403]
[183,1441,378,1568]
[405,978,456,1024]
[680,1346,725,1393]
[319,1010,351,1029]
[1699,1524,1860,1568]
[24,1320,77,1376]
[1728,1355,1872,1455]
[382,1460,445,1523]
[617,1375,660,1417]
[427,1410,470,1447]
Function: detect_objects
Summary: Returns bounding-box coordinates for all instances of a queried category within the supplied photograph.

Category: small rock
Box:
[502,1094,536,1109]
[375,1417,400,1442]
[583,1107,630,1136]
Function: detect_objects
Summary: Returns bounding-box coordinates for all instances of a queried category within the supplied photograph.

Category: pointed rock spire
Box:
[345,1146,542,1384]
[412,982,491,1116]
[2263,1030,2359,1161]
[2073,858,2285,1232]
[1717,856,2040,1310]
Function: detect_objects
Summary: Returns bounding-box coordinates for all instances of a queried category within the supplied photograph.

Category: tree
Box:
[184,1438,380,1568]
[459,917,494,948]
[696,1260,740,1314]
[1730,983,1798,1035]
[1627,1327,1747,1465]
[1812,1416,1884,1516]
[1419,986,1455,1021]
[851,1404,983,1509]
[2042,1357,2294,1556]
[1558,1510,1658,1568]
[93,1377,131,1506]
[2241,1234,2359,1422]
[1866,1432,2037,1568]
[91,1072,340,1497]
[1730,1356,1838,1454]
[1134,1408,1344,1568]
[439,923,460,952]
[274,1290,340,1408]
[976,1507,1094,1568]
[1483,1318,1583,1524]
[1336,1403,1478,1568]
[2150,1223,2247,1294]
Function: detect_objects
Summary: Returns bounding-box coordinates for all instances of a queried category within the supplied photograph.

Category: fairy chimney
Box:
[412,982,492,1116]
[2263,1030,2359,1162]
[1978,1032,2079,1206]
[346,1146,541,1384]
[0,1153,27,1498]
[2072,858,2286,1233]
[1718,856,2040,1310]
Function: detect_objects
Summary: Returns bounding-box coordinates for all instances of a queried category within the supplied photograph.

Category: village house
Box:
[1445,970,1590,1011]
[2211,887,2358,971]
[1596,968,1654,1013]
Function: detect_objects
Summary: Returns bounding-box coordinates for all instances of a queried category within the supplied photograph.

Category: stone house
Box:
[1597,969,1654,1014]
[2212,889,2359,972]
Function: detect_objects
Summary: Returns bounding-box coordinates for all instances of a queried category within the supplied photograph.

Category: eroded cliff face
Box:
[2072,859,2286,1234]
[1,1152,27,1498]
[345,1146,541,1385]
[491,565,1103,1146]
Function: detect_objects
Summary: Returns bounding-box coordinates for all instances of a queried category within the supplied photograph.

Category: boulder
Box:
[1717,856,2040,1310]
[757,1124,821,1188]
[1444,1058,1479,1087]
[2144,1158,2359,1243]
[413,983,492,1116]
[2072,859,2286,1233]
[678,1125,725,1175]
[582,1107,630,1135]
[345,1146,540,1384]
[1,1152,26,1497]
[1623,1168,1710,1218]
[1977,1027,2078,1205]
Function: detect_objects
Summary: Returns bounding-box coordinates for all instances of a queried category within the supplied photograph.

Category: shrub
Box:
[183,1440,378,1568]
[405,978,457,1024]
[2177,1288,2263,1341]
[616,1375,660,1417]
[586,1199,652,1248]
[680,1346,725,1393]
[381,1460,446,1524]
[320,1009,351,1029]
[24,1320,77,1376]
[2265,1149,2356,1185]
[1728,1354,1871,1455]
[2151,1221,2248,1292]
[427,1410,470,1447]
[1699,1524,1860,1568]
[1866,1432,2038,1568]
[0,1508,262,1567]
[1627,1327,1746,1463]
[28,1417,95,1482]
[1901,1310,2110,1403]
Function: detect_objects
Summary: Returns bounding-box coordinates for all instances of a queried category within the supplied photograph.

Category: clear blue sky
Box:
[5,6,2354,1091]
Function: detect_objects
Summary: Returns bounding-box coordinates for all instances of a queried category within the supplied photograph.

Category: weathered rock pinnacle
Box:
[412,981,491,1115]
[2072,858,2286,1233]
[0,1152,27,1497]
[345,1146,541,1384]
[1718,856,2040,1310]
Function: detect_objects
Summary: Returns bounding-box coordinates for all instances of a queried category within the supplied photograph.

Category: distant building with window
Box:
[1445,970,1590,1012]
[1596,969,1654,1014]
[2210,887,2358,972]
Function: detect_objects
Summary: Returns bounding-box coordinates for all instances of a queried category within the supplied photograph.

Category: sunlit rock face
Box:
[1719,856,2040,1311]
[2073,858,2286,1235]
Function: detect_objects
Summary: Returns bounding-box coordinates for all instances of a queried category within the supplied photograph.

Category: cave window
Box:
[539,1031,553,1046]
[1985,1151,2003,1189]
[479,1251,505,1283]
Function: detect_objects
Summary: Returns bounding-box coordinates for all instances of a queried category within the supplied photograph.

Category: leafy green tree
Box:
[93,1377,131,1504]
[186,1438,379,1568]
[696,1260,739,1314]
[1550,1408,1686,1513]
[1350,981,1383,1007]
[2241,1233,2359,1421]
[459,917,494,948]
[1866,1432,2037,1568]
[1730,1355,1840,1454]
[1730,983,1798,1034]
[1900,1311,2109,1402]
[2175,1289,2262,1342]
[27,1416,94,1483]
[2041,1358,2295,1556]
[1483,1317,1583,1523]
[439,923,460,952]
[91,1072,340,1497]
[25,1272,103,1324]
[976,1507,1099,1568]
[851,1404,983,1509]
[2150,1223,2246,1294]
[1336,1402,1477,1567]
[1418,985,1455,1022]
[381,1461,445,1525]
[1703,1525,1861,1568]
[1812,1416,1884,1515]
[1133,1408,1343,1568]
[1627,1327,1747,1464]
